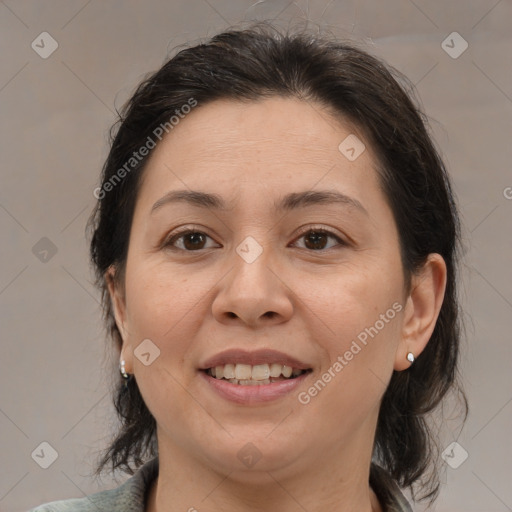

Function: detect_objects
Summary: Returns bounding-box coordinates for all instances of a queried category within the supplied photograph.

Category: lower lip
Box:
[200,371,310,404]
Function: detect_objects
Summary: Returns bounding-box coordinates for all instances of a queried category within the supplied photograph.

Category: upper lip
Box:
[200,349,311,370]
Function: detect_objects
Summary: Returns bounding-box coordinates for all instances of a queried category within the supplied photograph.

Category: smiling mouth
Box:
[204,363,311,386]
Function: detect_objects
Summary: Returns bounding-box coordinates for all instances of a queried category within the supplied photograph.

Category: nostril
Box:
[224,311,277,321]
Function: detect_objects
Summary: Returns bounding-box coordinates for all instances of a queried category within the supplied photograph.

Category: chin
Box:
[198,430,304,479]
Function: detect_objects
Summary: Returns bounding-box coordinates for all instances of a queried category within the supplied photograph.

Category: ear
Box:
[394,253,447,371]
[105,265,132,368]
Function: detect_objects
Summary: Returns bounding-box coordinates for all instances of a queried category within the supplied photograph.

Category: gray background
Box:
[1,1,511,511]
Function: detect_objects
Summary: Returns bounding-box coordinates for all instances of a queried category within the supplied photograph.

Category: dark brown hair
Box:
[88,22,467,504]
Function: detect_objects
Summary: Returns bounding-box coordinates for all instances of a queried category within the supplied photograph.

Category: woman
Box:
[31,23,466,512]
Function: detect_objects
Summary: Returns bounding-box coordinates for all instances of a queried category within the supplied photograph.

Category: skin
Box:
[107,97,447,512]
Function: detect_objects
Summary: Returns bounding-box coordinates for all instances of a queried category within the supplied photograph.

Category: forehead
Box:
[153,97,361,159]
[137,97,382,211]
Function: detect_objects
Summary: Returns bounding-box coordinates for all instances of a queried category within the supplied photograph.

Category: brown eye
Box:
[293,229,345,251]
[166,230,219,251]
[165,228,344,252]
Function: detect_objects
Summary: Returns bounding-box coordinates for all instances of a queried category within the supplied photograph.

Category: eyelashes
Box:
[165,229,220,251]
[163,226,347,252]
[290,227,346,251]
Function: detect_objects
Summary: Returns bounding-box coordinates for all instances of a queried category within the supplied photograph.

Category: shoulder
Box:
[28,458,159,512]
[28,495,106,512]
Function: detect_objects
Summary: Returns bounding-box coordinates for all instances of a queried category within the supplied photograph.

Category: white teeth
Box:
[251,364,270,380]
[269,363,282,378]
[238,379,271,386]
[223,363,236,379]
[235,364,252,380]
[208,362,307,383]
[282,365,293,378]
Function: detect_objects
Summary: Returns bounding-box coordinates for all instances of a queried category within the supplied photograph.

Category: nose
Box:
[211,242,294,328]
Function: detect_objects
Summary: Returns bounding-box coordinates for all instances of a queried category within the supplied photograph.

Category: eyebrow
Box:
[151,189,368,216]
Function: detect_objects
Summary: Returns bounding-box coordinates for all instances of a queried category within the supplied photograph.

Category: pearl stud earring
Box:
[120,359,129,379]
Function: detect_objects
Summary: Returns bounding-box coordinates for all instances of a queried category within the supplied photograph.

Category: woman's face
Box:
[110,97,412,478]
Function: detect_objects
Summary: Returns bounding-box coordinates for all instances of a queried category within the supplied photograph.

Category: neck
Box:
[147,430,382,512]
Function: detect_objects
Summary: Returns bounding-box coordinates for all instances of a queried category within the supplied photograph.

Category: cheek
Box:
[122,264,212,430]
[299,306,403,445]
[302,258,404,344]
[124,260,204,339]
[299,263,404,408]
